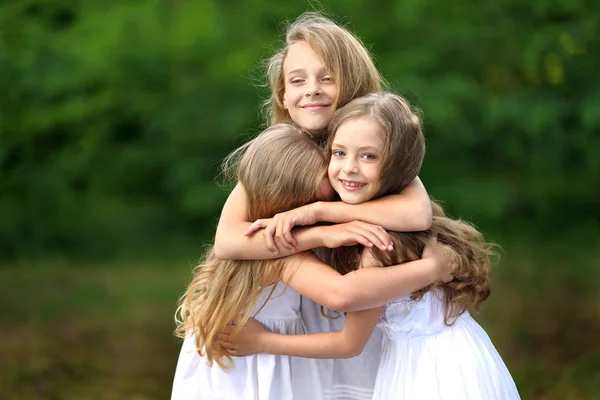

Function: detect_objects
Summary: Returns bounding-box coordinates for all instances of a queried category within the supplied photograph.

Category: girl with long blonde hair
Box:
[221,93,521,400]
[212,12,438,399]
[171,123,454,400]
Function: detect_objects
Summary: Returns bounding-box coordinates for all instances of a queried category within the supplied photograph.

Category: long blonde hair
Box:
[326,93,496,324]
[175,124,328,369]
[264,12,385,126]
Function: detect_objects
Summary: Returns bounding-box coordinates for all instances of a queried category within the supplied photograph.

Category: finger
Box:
[277,235,295,252]
[353,227,386,250]
[218,333,230,342]
[361,224,391,250]
[263,230,278,254]
[349,231,373,248]
[282,220,297,247]
[244,220,266,236]
[275,220,295,251]
[375,226,394,250]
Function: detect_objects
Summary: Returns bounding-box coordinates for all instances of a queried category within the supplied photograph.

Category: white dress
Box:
[171,282,324,400]
[373,290,520,399]
[301,296,383,400]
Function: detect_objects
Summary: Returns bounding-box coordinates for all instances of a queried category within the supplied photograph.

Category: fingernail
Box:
[388,244,394,250]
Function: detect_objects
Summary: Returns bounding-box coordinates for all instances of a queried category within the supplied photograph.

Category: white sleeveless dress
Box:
[301,296,383,400]
[373,290,520,399]
[171,282,324,400]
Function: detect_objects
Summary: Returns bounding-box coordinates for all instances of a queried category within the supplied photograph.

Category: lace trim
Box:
[378,319,433,335]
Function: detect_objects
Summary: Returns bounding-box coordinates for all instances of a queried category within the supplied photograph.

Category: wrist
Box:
[258,332,275,354]
[312,201,325,222]
[313,225,327,248]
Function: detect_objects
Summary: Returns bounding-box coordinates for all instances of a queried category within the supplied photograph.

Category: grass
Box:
[1,238,599,399]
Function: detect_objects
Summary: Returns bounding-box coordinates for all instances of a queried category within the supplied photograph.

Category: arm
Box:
[222,306,383,359]
[214,183,324,259]
[244,177,432,249]
[281,250,443,312]
[314,177,432,231]
[214,184,392,259]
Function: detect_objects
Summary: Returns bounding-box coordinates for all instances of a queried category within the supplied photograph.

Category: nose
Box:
[304,79,322,97]
[343,158,358,174]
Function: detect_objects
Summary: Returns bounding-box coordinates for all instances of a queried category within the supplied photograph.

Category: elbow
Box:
[414,201,433,231]
[326,288,358,313]
[339,341,366,358]
[213,238,235,260]
[347,344,366,358]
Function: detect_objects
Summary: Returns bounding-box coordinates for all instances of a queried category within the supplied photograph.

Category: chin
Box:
[339,196,363,205]
[303,124,328,135]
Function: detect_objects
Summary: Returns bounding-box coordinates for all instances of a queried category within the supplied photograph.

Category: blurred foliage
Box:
[1,0,599,259]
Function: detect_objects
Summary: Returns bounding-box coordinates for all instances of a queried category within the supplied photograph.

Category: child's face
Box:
[328,116,384,204]
[282,41,337,136]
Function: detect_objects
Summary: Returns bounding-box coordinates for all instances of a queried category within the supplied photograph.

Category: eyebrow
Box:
[286,67,329,76]
[331,143,381,152]
[286,69,306,76]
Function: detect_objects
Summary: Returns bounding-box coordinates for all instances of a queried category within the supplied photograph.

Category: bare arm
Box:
[214,183,393,259]
[281,250,442,312]
[221,306,383,359]
[214,183,324,259]
[315,177,432,231]
[245,177,432,250]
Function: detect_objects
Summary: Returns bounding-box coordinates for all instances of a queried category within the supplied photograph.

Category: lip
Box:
[339,179,366,192]
[301,103,330,111]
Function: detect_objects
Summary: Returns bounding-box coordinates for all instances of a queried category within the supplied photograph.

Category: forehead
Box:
[333,116,385,147]
[283,41,326,72]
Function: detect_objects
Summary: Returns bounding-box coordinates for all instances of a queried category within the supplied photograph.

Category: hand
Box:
[244,204,321,253]
[322,221,394,251]
[219,319,269,357]
[422,234,456,283]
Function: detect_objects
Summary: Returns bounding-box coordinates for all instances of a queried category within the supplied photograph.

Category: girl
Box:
[214,12,433,399]
[172,123,454,400]
[221,92,521,399]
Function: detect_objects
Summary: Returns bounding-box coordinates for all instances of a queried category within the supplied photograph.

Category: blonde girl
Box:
[221,93,521,400]
[213,12,435,399]
[171,123,454,400]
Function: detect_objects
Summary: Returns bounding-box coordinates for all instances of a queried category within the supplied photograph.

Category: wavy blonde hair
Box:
[175,124,328,369]
[263,12,385,127]
[326,93,496,324]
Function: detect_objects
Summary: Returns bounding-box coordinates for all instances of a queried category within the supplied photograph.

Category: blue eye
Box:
[362,154,376,160]
[332,150,345,157]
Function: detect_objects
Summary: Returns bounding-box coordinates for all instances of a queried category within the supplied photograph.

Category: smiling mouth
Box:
[340,179,366,189]
[301,104,330,111]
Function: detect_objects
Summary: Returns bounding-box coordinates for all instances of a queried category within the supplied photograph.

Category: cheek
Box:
[368,165,383,185]
[327,85,338,100]
[327,162,337,181]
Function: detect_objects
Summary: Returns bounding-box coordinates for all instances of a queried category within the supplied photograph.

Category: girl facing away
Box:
[214,12,434,399]
[221,92,521,400]
[172,123,455,400]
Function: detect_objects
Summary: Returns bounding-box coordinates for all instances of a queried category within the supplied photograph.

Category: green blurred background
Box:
[1,0,599,399]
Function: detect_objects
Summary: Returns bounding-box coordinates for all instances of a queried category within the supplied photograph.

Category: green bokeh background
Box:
[1,1,599,399]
